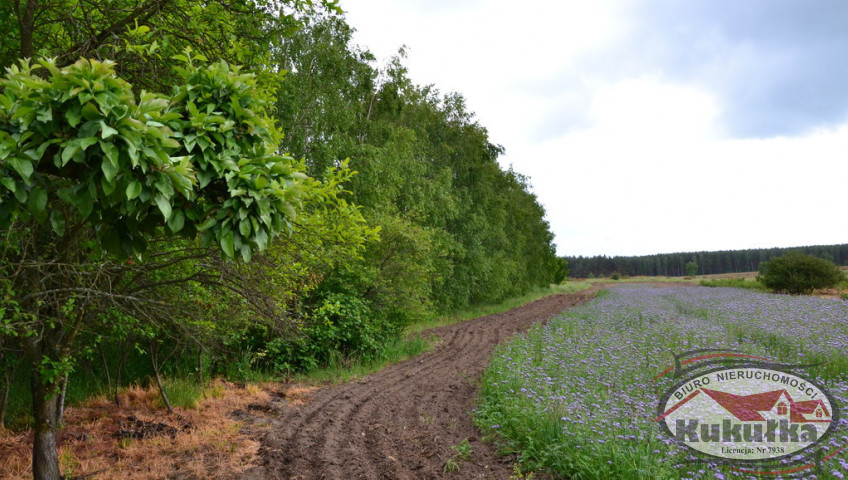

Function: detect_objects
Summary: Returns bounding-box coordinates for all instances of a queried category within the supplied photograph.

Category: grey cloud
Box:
[538,0,848,139]
[622,0,848,137]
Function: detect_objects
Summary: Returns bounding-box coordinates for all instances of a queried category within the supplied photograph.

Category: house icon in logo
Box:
[701,388,831,423]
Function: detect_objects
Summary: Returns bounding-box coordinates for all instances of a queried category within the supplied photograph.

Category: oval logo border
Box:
[656,363,841,464]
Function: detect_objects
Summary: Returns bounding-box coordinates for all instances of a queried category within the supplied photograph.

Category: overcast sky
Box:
[342,0,848,257]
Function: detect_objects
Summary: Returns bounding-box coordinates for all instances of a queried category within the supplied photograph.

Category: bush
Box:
[261,291,387,373]
[610,272,621,281]
[758,252,844,294]
[685,261,698,277]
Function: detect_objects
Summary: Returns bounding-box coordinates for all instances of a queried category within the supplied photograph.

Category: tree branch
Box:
[57,0,171,65]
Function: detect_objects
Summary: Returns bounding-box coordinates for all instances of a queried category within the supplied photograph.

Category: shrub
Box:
[758,252,844,294]
[685,261,698,277]
[261,292,386,373]
[610,272,621,281]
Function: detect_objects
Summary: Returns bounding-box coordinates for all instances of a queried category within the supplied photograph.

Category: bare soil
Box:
[237,288,599,480]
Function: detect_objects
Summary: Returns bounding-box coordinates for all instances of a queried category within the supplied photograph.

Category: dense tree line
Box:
[274,15,562,316]
[0,5,559,478]
[566,244,848,278]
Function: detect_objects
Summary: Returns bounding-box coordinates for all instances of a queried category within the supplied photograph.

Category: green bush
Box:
[261,292,387,373]
[685,261,698,276]
[758,252,844,294]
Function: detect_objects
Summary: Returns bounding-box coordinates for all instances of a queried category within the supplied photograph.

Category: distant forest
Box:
[565,244,848,278]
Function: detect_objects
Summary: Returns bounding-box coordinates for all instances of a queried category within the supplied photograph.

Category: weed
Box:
[443,457,460,473]
[58,447,80,478]
[442,438,474,473]
[451,438,473,461]
[510,463,535,479]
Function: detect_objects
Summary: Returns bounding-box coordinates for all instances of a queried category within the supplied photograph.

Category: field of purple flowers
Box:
[475,285,848,479]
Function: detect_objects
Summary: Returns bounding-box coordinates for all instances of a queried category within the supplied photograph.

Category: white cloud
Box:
[342,1,848,256]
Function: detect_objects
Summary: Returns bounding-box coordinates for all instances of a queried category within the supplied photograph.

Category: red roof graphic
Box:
[701,388,831,423]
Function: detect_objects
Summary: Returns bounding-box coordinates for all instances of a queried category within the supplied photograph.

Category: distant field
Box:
[475,284,848,480]
[697,271,759,280]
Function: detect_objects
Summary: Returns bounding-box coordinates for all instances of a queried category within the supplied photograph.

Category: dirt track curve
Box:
[238,289,598,480]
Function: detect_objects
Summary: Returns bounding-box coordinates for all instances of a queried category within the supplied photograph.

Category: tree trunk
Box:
[153,366,173,414]
[99,346,112,393]
[56,373,69,427]
[149,341,173,414]
[114,348,129,406]
[18,0,37,59]
[0,366,12,429]
[197,348,203,384]
[31,373,61,480]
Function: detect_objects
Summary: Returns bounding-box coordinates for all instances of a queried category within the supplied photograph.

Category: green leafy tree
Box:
[0,0,341,88]
[758,252,844,294]
[273,14,560,320]
[685,261,698,276]
[553,258,569,284]
[0,57,302,480]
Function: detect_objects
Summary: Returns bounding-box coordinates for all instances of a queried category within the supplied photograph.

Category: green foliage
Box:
[0,57,301,259]
[699,277,766,291]
[451,438,473,461]
[758,252,845,294]
[0,53,314,480]
[157,377,205,409]
[305,292,380,360]
[552,258,569,284]
[0,18,567,478]
[0,0,342,90]
[283,333,431,384]
[443,438,473,473]
[169,58,304,260]
[273,14,560,319]
[259,286,380,373]
[609,272,621,281]
[685,260,698,276]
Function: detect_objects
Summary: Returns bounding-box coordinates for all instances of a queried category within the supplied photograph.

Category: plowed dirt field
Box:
[239,289,598,479]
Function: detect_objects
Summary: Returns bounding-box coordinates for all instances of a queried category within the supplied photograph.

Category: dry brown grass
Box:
[0,380,271,480]
[281,386,318,406]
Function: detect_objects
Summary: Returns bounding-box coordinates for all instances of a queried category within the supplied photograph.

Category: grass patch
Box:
[405,282,595,336]
[156,377,213,410]
[699,277,767,290]
[291,334,432,384]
